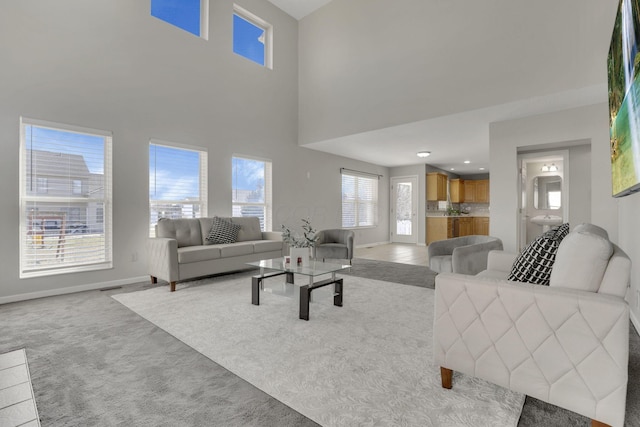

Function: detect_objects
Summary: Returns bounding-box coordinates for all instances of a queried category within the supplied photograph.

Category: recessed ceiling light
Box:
[464,160,471,164]
[450,168,455,171]
[479,167,485,170]
[417,151,431,158]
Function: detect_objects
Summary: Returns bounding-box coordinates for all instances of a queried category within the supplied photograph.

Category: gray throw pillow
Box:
[206,216,242,245]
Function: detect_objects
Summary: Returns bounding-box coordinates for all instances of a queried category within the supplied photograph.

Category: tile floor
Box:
[0,349,40,427]
[354,243,428,266]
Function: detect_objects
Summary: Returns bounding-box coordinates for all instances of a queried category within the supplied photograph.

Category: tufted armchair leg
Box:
[150,275,157,284]
[170,281,176,292]
[440,367,452,389]
[591,421,611,427]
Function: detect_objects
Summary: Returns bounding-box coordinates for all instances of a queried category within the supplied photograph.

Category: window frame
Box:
[149,139,208,237]
[19,117,113,278]
[341,171,379,229]
[232,155,272,232]
[233,4,273,69]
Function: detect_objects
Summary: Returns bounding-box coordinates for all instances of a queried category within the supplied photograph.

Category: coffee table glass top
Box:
[247,258,350,277]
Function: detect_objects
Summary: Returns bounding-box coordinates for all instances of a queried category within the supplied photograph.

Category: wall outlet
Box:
[131,251,138,262]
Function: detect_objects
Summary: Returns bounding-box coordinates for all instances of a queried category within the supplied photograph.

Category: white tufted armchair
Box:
[433,224,631,427]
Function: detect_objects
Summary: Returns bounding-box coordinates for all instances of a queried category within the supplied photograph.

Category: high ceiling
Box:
[271,0,618,175]
[266,0,333,20]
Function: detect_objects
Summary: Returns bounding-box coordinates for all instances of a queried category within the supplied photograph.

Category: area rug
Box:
[112,274,525,426]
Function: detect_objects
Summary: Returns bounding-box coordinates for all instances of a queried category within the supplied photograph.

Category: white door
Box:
[391,176,418,243]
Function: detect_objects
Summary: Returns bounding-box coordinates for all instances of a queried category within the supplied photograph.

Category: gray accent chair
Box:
[313,229,355,264]
[428,235,503,275]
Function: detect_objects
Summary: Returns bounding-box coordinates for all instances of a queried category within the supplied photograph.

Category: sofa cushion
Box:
[549,228,613,293]
[507,224,569,286]
[178,245,222,264]
[218,242,255,257]
[230,217,263,242]
[206,217,241,245]
[253,240,283,254]
[157,218,203,248]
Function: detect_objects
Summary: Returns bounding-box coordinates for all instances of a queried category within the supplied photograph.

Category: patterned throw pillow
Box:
[508,223,570,286]
[206,217,242,245]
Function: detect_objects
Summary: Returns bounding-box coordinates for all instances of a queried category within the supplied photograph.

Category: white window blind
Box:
[232,156,272,231]
[149,140,208,237]
[341,171,378,228]
[19,118,113,278]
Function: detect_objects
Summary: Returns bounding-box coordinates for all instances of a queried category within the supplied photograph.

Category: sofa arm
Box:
[434,272,629,427]
[451,240,504,275]
[147,238,179,283]
[486,250,518,273]
[428,237,464,258]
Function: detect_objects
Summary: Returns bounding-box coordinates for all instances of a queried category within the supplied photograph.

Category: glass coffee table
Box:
[247,258,351,320]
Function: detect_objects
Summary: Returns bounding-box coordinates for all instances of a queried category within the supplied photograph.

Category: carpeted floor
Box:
[0,258,638,426]
[112,274,525,426]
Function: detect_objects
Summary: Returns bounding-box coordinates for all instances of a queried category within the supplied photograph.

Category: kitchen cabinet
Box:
[426,217,453,244]
[449,179,465,203]
[463,179,490,203]
[473,217,490,235]
[464,180,476,203]
[427,173,447,201]
[475,179,490,203]
[458,217,473,236]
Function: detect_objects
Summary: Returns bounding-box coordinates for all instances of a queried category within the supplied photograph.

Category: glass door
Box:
[391,176,418,243]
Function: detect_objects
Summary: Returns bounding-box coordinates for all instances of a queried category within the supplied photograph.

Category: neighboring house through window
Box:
[232,156,272,231]
[19,117,113,278]
[149,140,208,237]
[341,170,379,228]
[233,5,273,69]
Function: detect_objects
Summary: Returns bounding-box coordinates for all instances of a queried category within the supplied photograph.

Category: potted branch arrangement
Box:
[281,218,318,266]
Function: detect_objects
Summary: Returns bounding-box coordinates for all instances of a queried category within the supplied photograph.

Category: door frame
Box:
[517,150,570,250]
[390,175,419,244]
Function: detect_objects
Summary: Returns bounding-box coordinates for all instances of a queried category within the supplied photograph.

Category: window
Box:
[233,5,273,69]
[341,171,379,228]
[72,179,82,195]
[232,156,272,231]
[151,0,209,39]
[19,118,113,278]
[36,177,48,194]
[149,141,207,237]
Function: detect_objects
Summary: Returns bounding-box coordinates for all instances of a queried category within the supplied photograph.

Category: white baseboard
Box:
[355,241,391,249]
[0,276,149,305]
[631,309,640,336]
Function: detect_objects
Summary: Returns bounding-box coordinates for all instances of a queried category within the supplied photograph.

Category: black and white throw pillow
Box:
[507,223,570,286]
[206,217,241,245]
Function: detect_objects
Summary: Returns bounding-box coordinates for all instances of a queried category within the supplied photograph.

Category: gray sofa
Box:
[428,235,503,275]
[147,216,284,291]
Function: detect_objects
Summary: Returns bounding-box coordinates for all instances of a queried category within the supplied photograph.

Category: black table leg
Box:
[252,276,261,305]
[300,285,310,321]
[334,279,343,307]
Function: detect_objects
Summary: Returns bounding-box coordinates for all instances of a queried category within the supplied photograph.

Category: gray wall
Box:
[0,0,388,302]
[488,104,639,325]
[298,0,615,145]
[489,104,615,252]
